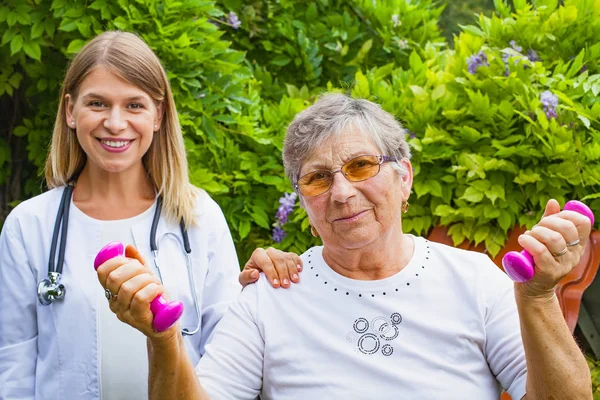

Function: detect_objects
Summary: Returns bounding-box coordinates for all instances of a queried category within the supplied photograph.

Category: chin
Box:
[334,231,379,250]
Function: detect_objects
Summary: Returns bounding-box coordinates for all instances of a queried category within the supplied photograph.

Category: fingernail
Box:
[293,274,299,281]
[273,278,279,286]
[283,279,289,285]
[297,264,303,271]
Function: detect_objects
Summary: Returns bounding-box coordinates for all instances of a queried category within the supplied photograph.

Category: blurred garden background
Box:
[1,0,600,390]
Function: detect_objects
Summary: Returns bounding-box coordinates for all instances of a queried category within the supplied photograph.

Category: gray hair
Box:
[282,93,412,183]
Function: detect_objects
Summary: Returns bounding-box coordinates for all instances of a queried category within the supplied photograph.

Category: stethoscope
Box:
[37,183,202,336]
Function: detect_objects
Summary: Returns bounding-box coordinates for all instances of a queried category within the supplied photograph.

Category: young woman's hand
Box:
[239,247,303,288]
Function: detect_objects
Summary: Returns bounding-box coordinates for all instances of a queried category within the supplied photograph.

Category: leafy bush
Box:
[214,0,444,101]
[1,0,599,262]
[0,0,445,261]
[271,0,600,257]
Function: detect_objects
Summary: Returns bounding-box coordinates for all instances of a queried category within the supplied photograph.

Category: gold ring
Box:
[566,238,580,247]
[552,247,568,258]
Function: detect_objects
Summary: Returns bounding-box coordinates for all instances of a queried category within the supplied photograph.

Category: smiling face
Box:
[300,128,413,251]
[65,65,163,175]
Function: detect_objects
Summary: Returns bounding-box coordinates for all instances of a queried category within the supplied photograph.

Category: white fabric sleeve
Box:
[195,283,263,400]
[0,214,37,399]
[480,259,527,400]
[196,199,242,357]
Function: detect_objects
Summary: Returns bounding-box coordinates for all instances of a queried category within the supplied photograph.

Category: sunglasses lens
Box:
[343,155,380,181]
[298,171,332,196]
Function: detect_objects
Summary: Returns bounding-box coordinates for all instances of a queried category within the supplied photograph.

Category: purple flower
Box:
[509,40,523,53]
[272,227,286,243]
[540,90,558,119]
[392,14,400,27]
[271,192,297,242]
[467,50,489,75]
[227,11,241,29]
[526,49,540,62]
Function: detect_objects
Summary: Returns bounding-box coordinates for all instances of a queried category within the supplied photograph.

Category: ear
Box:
[154,101,165,131]
[65,94,75,125]
[399,158,413,201]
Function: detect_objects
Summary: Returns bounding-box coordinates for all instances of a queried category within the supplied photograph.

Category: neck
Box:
[321,224,414,280]
[72,162,156,220]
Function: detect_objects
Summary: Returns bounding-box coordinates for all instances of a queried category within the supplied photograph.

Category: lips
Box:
[96,138,134,153]
[333,210,369,222]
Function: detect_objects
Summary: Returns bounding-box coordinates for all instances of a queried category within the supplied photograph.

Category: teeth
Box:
[101,140,130,148]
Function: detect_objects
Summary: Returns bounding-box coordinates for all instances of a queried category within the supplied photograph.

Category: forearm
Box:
[516,291,592,399]
[147,331,209,400]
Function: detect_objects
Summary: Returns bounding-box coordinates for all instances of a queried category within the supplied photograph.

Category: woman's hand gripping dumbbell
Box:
[94,242,184,332]
[502,200,595,283]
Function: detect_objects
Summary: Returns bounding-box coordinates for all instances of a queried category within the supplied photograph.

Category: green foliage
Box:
[1,0,599,264]
[215,0,444,101]
[343,0,600,255]
[588,357,600,397]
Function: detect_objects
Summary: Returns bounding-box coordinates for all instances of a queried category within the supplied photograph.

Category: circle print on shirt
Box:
[348,312,402,356]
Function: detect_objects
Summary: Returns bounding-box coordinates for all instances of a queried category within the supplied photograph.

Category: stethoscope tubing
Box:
[37,185,202,336]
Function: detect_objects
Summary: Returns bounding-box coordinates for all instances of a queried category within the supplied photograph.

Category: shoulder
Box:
[190,188,225,221]
[421,236,514,300]
[426,237,505,276]
[2,188,65,237]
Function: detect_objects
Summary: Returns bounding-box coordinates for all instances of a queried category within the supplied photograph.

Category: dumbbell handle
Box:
[502,200,595,282]
[93,242,184,332]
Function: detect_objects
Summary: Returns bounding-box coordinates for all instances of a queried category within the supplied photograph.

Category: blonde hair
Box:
[45,31,198,227]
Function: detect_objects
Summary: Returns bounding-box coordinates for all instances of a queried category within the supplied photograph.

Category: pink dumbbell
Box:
[502,200,595,282]
[93,242,184,332]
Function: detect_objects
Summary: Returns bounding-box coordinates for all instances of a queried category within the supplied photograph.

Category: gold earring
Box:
[402,201,409,214]
[310,225,319,237]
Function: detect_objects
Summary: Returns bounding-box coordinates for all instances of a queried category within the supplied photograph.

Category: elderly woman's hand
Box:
[239,247,303,288]
[95,245,177,339]
[516,199,593,300]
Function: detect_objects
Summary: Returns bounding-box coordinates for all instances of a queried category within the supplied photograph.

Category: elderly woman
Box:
[100,94,592,399]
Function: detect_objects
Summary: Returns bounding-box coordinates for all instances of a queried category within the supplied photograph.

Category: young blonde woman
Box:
[0,31,299,400]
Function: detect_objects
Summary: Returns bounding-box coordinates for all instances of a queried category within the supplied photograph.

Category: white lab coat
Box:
[0,186,241,399]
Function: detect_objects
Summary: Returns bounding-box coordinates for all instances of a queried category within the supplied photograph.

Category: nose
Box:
[329,171,356,203]
[103,108,127,133]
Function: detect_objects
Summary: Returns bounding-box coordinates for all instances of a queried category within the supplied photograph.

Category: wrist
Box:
[514,285,557,306]
[148,325,181,351]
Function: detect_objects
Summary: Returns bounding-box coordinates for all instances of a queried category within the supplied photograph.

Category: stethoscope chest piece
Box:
[37,272,66,306]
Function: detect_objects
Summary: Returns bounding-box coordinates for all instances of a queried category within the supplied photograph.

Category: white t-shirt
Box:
[89,202,157,400]
[196,235,527,400]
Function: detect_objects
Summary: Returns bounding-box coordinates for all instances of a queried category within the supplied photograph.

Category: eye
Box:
[128,102,145,110]
[87,100,105,108]
[301,171,330,185]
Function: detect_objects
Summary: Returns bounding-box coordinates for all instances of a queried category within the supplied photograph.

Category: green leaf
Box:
[578,115,591,129]
[431,85,446,101]
[474,225,490,245]
[10,35,23,55]
[270,55,292,66]
[67,39,86,54]
[461,187,484,203]
[23,41,41,61]
[13,126,28,136]
[238,219,251,239]
[498,209,512,231]
[459,24,485,37]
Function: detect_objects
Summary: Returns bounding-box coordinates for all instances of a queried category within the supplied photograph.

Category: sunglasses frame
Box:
[293,154,398,197]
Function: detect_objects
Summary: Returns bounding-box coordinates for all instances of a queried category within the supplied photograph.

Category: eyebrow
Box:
[81,93,150,102]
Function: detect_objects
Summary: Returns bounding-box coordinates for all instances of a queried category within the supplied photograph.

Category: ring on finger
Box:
[104,288,117,301]
[566,238,580,247]
[552,247,568,258]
